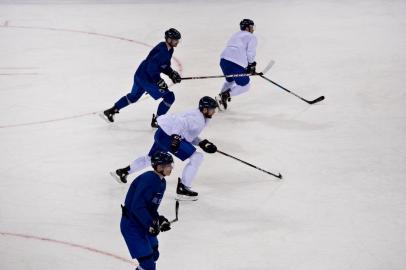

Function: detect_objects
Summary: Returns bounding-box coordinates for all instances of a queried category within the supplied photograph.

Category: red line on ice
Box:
[0,23,183,128]
[0,67,38,69]
[1,24,183,74]
[0,231,136,265]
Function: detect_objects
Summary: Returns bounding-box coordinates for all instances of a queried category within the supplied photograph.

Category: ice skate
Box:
[176,178,198,201]
[100,106,119,123]
[110,166,130,184]
[151,114,159,128]
[216,89,231,110]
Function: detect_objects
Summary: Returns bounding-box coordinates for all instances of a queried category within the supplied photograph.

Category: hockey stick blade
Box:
[170,200,179,224]
[261,169,282,179]
[175,200,179,220]
[217,150,282,179]
[260,60,275,75]
[307,95,325,104]
[259,74,325,105]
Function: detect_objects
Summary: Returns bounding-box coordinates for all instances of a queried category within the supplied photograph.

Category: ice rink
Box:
[1,0,406,269]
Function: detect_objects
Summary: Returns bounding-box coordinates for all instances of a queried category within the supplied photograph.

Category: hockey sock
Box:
[129,156,151,174]
[156,91,175,116]
[181,152,204,187]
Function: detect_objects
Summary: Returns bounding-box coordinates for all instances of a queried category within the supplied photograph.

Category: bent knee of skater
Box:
[235,77,250,86]
[190,152,204,165]
[163,91,175,105]
[126,93,139,103]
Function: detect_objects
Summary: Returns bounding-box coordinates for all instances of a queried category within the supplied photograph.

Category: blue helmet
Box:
[151,151,173,168]
[165,28,181,40]
[199,96,218,112]
[240,19,254,30]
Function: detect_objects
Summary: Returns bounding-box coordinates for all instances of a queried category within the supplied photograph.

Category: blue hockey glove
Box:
[199,139,217,153]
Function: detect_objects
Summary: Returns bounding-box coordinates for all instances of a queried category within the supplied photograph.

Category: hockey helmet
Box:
[240,19,254,30]
[151,151,174,168]
[165,28,181,40]
[199,96,218,112]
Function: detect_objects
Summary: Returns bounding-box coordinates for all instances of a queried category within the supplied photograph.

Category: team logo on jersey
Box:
[152,194,163,204]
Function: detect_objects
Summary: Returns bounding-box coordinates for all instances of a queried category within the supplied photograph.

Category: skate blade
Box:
[110,171,125,184]
[99,112,113,123]
[175,194,198,201]
[214,96,225,111]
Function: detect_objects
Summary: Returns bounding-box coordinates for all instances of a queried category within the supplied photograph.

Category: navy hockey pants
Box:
[220,58,250,86]
[115,75,175,116]
[148,128,196,161]
[120,216,159,270]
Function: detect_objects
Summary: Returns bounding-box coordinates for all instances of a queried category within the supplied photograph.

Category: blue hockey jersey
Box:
[135,42,174,83]
[123,171,166,231]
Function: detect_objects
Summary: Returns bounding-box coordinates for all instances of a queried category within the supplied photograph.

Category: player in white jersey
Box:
[216,19,257,110]
[112,96,218,200]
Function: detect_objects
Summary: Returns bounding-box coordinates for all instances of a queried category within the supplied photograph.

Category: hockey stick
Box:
[259,74,325,104]
[181,60,275,80]
[217,150,282,179]
[169,200,179,224]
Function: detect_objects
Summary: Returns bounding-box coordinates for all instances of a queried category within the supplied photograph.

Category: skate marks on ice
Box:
[0,111,100,129]
[0,67,39,76]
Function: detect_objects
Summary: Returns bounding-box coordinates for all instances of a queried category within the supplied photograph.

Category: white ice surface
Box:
[1,1,406,269]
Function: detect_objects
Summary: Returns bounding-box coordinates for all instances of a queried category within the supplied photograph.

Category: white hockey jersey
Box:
[220,30,257,68]
[157,108,209,144]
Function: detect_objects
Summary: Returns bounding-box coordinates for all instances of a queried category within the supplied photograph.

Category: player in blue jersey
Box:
[120,151,173,270]
[102,28,182,127]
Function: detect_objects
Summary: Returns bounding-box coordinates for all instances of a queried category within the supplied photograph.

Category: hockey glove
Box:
[247,61,257,74]
[148,219,160,236]
[169,70,182,84]
[157,78,168,89]
[159,215,171,232]
[199,139,217,154]
[170,134,182,152]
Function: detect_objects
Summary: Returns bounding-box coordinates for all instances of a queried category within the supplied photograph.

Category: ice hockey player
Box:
[120,151,173,270]
[112,96,218,200]
[102,28,182,127]
[216,19,257,110]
